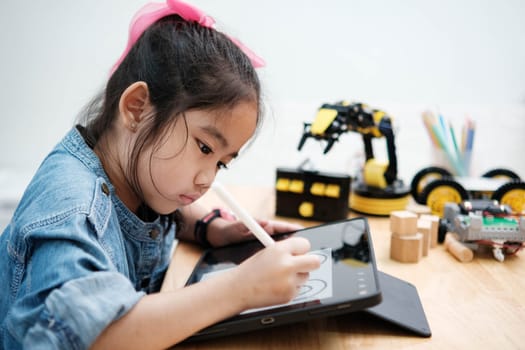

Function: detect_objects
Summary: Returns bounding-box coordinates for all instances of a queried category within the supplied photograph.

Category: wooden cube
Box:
[417,219,432,256]
[390,210,418,235]
[405,202,432,216]
[419,214,440,248]
[390,233,423,263]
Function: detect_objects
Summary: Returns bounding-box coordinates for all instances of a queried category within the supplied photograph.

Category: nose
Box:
[194,165,216,191]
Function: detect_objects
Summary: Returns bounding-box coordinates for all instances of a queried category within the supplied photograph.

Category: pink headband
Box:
[111,0,265,74]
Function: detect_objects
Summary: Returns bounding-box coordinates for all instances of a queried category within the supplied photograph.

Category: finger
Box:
[231,221,251,236]
[293,254,322,272]
[296,272,310,286]
[256,219,269,227]
[278,237,311,255]
[255,219,276,235]
[265,220,303,234]
[256,220,277,235]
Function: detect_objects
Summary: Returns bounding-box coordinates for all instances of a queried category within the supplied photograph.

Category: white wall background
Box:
[1,0,524,216]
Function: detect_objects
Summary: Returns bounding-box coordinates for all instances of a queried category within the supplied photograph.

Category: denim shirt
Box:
[0,127,175,349]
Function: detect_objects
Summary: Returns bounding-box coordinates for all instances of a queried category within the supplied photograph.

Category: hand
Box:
[230,236,321,310]
[207,218,304,247]
[257,219,304,235]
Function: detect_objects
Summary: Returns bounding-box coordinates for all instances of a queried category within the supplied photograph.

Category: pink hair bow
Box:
[111,0,265,74]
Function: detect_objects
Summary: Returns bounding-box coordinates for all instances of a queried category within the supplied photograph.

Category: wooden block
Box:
[444,232,473,263]
[417,219,432,256]
[405,202,432,216]
[420,214,440,247]
[390,210,418,235]
[390,232,423,263]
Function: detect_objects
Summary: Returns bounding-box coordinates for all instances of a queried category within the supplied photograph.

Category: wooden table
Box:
[162,186,525,349]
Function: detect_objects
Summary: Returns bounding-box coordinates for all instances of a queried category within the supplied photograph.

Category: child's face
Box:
[138,101,258,214]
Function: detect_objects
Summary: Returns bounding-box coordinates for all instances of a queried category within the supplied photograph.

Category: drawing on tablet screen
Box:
[201,248,333,314]
[295,279,328,301]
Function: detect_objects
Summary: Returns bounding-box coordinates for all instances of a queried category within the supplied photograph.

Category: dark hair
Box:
[78,15,262,230]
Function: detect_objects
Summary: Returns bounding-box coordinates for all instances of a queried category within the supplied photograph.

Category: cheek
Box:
[134,151,178,202]
[147,144,206,196]
[147,156,186,197]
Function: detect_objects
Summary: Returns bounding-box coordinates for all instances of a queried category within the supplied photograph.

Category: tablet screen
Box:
[186,217,381,320]
[200,247,334,314]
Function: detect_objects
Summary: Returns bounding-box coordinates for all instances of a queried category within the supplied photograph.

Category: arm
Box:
[91,237,320,349]
[206,218,304,247]
[173,202,209,243]
[176,202,304,247]
[91,268,243,349]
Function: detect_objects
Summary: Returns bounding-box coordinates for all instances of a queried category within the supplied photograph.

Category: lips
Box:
[179,194,199,205]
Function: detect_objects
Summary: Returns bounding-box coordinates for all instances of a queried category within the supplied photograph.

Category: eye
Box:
[197,140,212,155]
[198,140,229,170]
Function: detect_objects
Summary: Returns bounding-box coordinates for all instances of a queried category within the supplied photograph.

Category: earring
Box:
[130,122,137,130]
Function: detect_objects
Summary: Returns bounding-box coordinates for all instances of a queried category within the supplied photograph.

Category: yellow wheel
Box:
[492,182,525,214]
[482,168,521,181]
[410,167,452,204]
[480,169,522,199]
[420,179,468,217]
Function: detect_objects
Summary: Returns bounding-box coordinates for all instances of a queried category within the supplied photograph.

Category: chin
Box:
[159,207,181,215]
[147,202,180,216]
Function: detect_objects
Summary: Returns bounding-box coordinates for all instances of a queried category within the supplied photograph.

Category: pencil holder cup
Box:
[430,148,469,176]
[430,148,453,173]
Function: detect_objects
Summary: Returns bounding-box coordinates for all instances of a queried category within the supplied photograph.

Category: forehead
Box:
[186,101,259,145]
[188,101,257,126]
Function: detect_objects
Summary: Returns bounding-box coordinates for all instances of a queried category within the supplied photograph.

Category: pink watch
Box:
[194,209,236,247]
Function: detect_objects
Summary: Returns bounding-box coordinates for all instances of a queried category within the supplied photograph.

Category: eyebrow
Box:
[200,125,239,158]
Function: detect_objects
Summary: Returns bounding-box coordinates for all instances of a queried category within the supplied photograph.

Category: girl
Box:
[0,1,320,349]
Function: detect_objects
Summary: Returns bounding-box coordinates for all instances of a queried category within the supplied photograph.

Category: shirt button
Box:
[149,228,160,239]
[101,183,110,196]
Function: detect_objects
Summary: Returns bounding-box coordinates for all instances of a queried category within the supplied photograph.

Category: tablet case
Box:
[361,271,432,337]
[185,271,431,342]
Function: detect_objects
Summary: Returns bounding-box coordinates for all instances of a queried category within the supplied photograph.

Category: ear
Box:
[118,81,151,132]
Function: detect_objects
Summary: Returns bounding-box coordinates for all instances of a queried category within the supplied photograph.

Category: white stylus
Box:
[212,181,275,247]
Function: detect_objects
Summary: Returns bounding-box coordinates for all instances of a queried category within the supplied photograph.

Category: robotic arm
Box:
[298,101,398,188]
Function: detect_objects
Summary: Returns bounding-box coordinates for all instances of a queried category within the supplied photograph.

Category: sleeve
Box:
[24,272,144,350]
[4,215,145,350]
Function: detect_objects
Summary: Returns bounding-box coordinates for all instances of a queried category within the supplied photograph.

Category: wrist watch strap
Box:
[194,209,235,247]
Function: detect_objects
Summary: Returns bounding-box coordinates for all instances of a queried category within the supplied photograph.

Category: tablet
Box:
[184,217,382,342]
